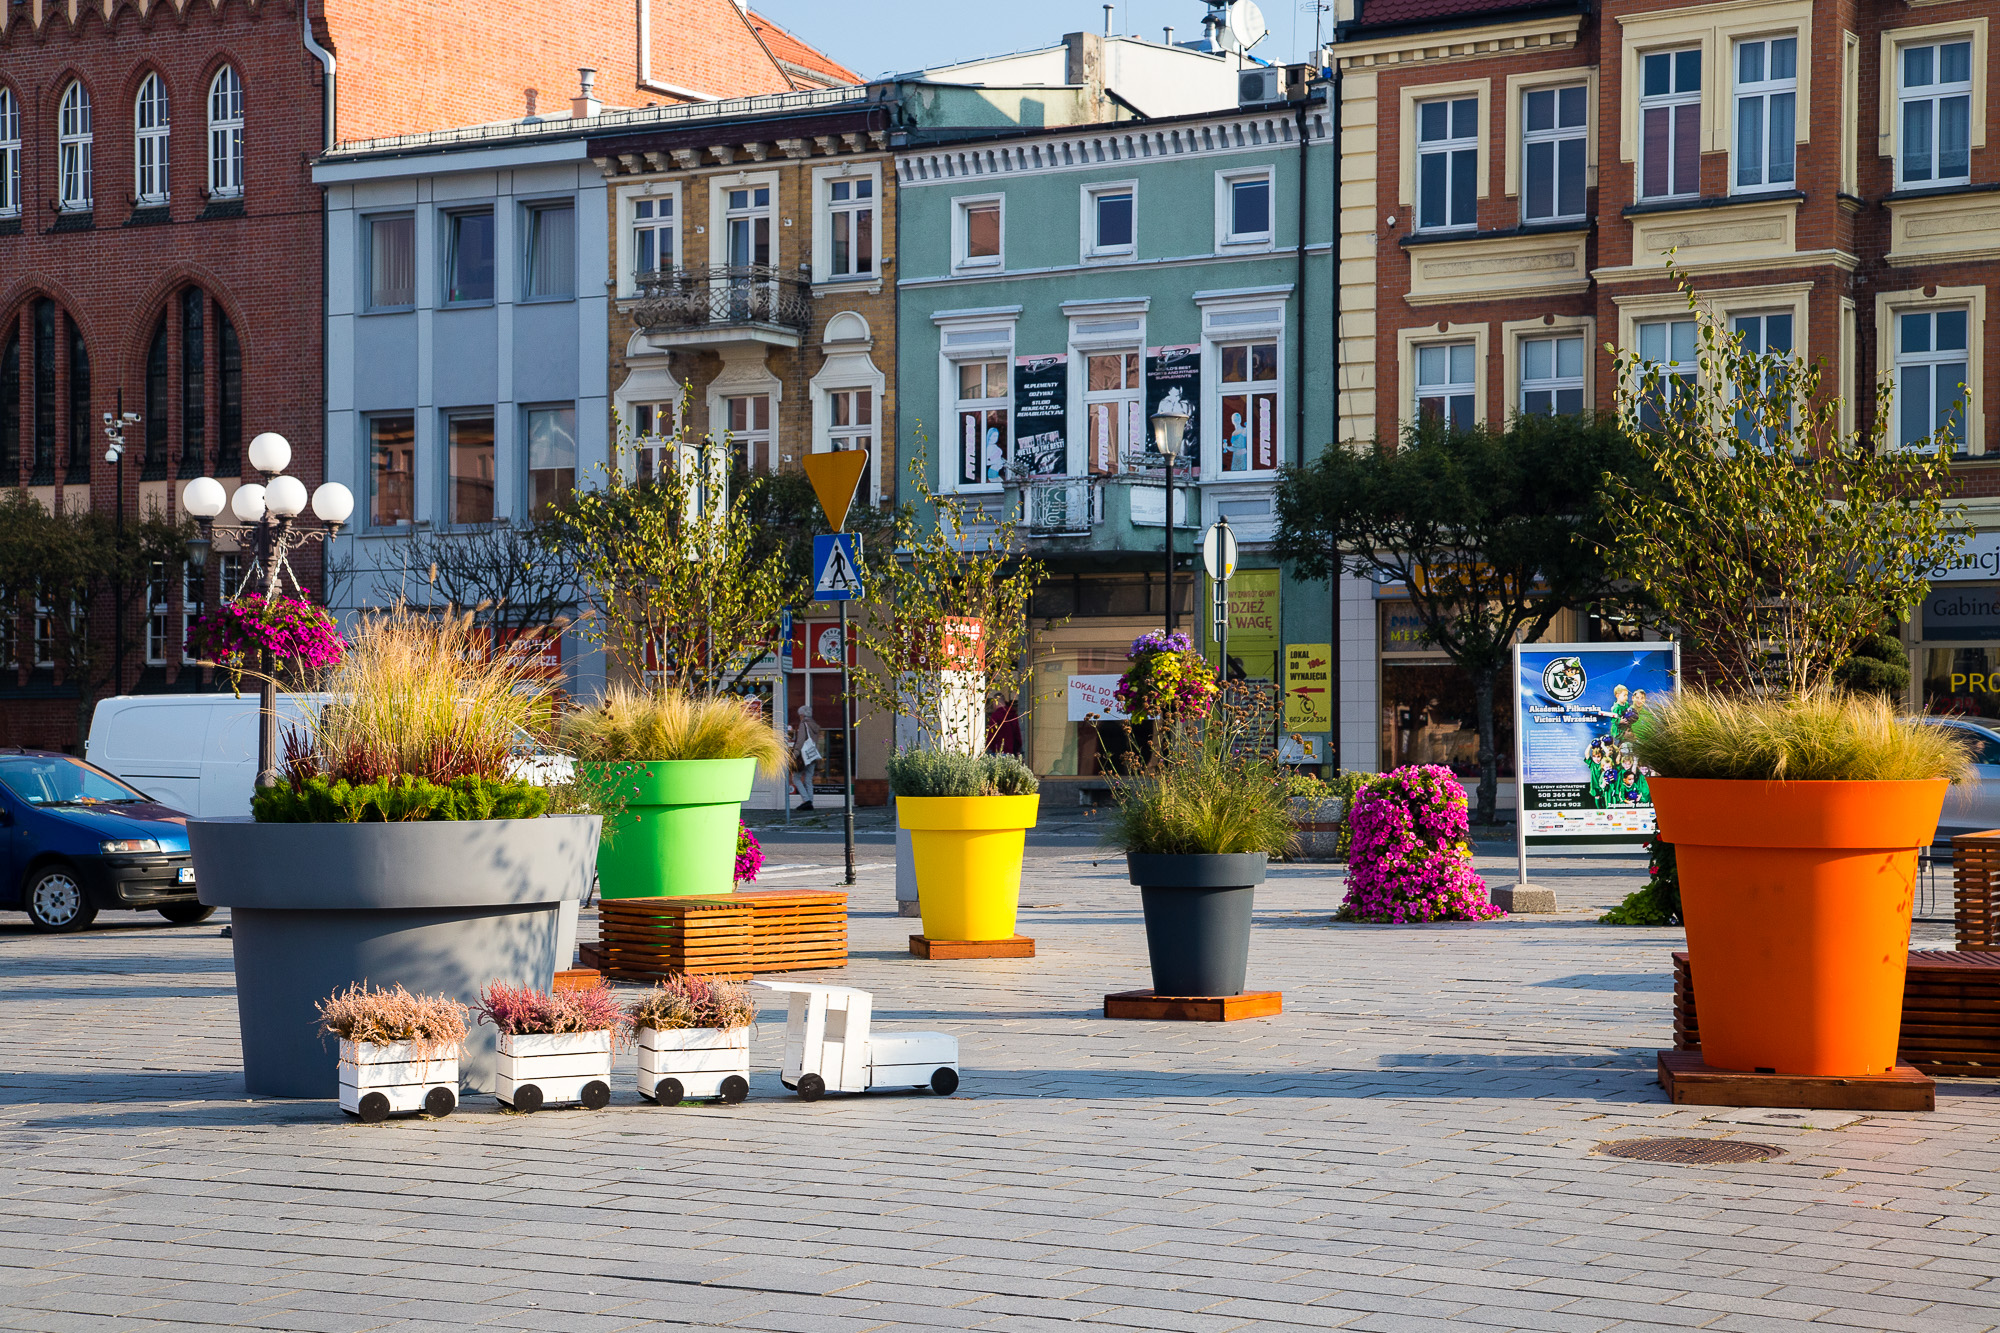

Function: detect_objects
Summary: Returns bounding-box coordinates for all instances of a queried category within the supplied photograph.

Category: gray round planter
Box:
[191,815,601,1099]
[1127,852,1268,997]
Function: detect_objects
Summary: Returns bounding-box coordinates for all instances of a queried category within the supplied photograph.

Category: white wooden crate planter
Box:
[338,1040,460,1122]
[494,1030,614,1112]
[756,981,959,1100]
[637,1026,751,1104]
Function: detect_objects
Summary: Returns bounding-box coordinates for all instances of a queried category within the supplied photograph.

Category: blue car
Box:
[0,750,205,933]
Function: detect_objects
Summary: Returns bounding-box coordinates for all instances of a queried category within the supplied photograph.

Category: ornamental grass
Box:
[559,685,788,775]
[1631,689,1972,784]
[1100,715,1294,857]
[317,983,468,1061]
[626,975,758,1032]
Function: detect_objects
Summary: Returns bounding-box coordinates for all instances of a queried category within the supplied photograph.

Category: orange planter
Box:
[1651,777,1948,1077]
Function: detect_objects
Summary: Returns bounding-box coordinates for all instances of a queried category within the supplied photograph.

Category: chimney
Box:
[1064,31,1105,99]
[1102,3,1114,35]
[571,68,601,119]
[1163,25,1175,44]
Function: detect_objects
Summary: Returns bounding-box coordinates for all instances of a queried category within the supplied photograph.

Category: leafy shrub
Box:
[735,820,763,883]
[627,975,757,1032]
[1632,689,1970,783]
[473,980,626,1036]
[1101,718,1294,857]
[317,983,468,1059]
[254,774,550,823]
[1339,765,1503,923]
[561,685,788,775]
[1600,836,1681,926]
[887,749,1039,798]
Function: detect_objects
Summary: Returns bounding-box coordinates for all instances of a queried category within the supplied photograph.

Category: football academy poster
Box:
[1512,643,1678,851]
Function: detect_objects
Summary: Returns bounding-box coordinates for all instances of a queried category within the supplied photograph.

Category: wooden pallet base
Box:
[909,934,1035,959]
[1103,989,1283,1022]
[1657,1050,1936,1112]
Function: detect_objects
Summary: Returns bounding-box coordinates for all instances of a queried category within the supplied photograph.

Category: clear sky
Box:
[751,0,1329,81]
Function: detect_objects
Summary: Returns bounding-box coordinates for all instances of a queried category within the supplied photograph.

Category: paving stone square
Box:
[3,832,1997,1331]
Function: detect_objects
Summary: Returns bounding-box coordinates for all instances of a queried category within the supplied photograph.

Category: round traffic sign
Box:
[1201,519,1239,580]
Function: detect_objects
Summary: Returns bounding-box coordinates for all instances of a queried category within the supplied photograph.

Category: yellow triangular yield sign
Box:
[801,451,870,532]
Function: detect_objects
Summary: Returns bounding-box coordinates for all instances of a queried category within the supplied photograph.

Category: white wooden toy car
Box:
[338,1040,458,1122]
[495,1030,613,1112]
[756,981,959,1100]
[637,1025,751,1104]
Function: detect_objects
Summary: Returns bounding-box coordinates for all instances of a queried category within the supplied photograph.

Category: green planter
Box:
[585,758,756,899]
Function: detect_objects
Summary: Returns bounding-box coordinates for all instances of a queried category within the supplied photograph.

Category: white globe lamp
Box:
[231,483,268,523]
[182,476,227,519]
[263,474,308,519]
[247,432,292,476]
[310,482,355,526]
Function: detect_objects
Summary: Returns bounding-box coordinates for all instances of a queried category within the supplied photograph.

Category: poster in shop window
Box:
[1012,354,1067,478]
[1144,345,1201,462]
[1512,642,1678,852]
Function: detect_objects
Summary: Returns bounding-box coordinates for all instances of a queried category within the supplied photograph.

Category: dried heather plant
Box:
[475,980,628,1037]
[626,975,757,1032]
[317,983,468,1061]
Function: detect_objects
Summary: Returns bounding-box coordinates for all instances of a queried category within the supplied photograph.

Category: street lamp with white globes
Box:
[181,432,354,789]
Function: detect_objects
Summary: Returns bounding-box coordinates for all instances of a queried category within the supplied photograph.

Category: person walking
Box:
[790,707,825,812]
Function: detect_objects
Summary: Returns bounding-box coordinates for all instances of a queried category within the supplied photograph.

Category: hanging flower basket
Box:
[185,593,345,685]
[1115,630,1218,726]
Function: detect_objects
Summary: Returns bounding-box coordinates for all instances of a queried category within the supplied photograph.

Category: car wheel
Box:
[24,865,96,933]
[158,903,215,925]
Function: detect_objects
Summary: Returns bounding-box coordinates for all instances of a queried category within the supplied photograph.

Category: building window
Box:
[33,599,53,669]
[630,401,675,483]
[826,388,874,497]
[447,413,495,524]
[143,316,167,472]
[1640,49,1701,200]
[180,289,204,477]
[445,210,495,304]
[1219,341,1280,471]
[1734,37,1796,192]
[367,215,415,310]
[1416,97,1478,231]
[1414,342,1475,430]
[1084,352,1141,477]
[0,330,16,482]
[57,81,91,211]
[957,199,1001,269]
[64,316,88,482]
[1730,312,1793,447]
[181,560,204,664]
[527,406,576,518]
[1087,185,1135,257]
[1635,317,1698,430]
[524,202,574,300]
[368,414,415,526]
[134,74,169,206]
[146,562,170,666]
[826,177,874,278]
[1899,40,1973,189]
[725,185,771,268]
[31,298,53,482]
[1522,85,1587,222]
[1896,309,1969,450]
[218,310,241,471]
[207,66,243,198]
[0,87,18,218]
[1225,173,1272,244]
[633,195,673,276]
[1520,334,1584,415]
[723,395,773,475]
[954,359,1008,487]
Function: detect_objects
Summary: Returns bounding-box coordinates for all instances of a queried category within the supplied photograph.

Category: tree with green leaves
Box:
[1274,411,1645,824]
[1596,268,1966,697]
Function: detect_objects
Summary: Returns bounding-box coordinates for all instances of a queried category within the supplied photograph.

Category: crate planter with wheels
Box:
[638,1027,750,1104]
[495,1030,614,1112]
[339,1040,459,1122]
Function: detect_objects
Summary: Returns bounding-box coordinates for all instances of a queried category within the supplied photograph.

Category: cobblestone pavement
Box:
[3,842,1997,1333]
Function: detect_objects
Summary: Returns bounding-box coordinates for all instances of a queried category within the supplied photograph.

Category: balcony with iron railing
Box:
[631,265,813,345]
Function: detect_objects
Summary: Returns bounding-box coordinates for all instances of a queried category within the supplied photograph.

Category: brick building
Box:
[1326,0,2000,776]
[0,0,854,749]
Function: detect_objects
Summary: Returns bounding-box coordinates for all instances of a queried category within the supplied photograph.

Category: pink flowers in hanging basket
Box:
[185,593,346,675]
[1340,765,1505,924]
[735,820,763,884]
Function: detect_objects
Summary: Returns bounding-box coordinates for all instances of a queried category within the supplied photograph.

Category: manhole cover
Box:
[1597,1137,1783,1165]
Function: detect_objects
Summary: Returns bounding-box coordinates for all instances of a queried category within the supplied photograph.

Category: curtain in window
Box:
[528,205,575,299]
[370,217,415,308]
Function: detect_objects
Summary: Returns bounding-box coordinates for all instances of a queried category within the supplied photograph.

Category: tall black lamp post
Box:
[101,394,140,695]
[1148,401,1192,635]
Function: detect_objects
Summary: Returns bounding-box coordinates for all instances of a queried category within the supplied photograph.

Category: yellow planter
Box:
[897,794,1040,941]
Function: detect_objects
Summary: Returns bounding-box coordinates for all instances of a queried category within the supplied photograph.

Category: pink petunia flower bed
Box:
[1340,765,1505,924]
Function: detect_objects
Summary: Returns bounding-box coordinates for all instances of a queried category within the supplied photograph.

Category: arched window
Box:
[0,88,20,219]
[0,329,18,481]
[207,67,243,198]
[57,82,91,211]
[65,317,89,482]
[134,74,169,206]
[144,316,168,474]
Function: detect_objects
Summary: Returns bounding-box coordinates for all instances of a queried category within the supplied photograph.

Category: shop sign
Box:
[469,624,564,678]
[1380,601,1431,653]
[1282,643,1332,730]
[1067,674,1129,721]
[1221,569,1281,679]
[791,621,857,670]
[1012,355,1067,478]
[1928,531,2000,583]
[1923,585,2000,641]
[1512,643,1678,852]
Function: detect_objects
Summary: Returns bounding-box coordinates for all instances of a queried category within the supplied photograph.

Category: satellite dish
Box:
[1217,0,1268,54]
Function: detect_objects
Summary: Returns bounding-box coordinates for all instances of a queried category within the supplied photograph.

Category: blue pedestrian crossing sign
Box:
[813,533,864,601]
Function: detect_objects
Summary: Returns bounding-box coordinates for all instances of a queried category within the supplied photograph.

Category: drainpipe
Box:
[300,0,336,150]
[1293,99,1308,470]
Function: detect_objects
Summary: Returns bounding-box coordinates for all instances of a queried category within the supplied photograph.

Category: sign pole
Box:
[1512,642,1529,893]
[780,607,792,829]
[839,599,855,886]
[802,450,869,891]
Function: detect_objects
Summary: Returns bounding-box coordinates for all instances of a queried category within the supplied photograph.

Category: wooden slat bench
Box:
[1672,949,2000,1078]
[596,889,848,983]
[1952,831,2000,949]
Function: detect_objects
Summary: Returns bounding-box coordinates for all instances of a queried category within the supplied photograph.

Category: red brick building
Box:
[0,0,852,749]
[1330,0,2000,760]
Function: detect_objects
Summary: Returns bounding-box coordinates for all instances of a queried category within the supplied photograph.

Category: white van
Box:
[86,694,325,818]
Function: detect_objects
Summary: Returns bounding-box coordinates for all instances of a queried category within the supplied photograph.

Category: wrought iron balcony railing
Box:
[632,265,813,334]
[1023,477,1101,534]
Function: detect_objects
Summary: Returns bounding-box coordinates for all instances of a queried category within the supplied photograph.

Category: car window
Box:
[1975,733,2000,767]
[0,756,149,805]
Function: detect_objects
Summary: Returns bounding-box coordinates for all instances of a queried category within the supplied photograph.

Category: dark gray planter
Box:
[192,815,600,1098]
[1127,852,1268,997]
